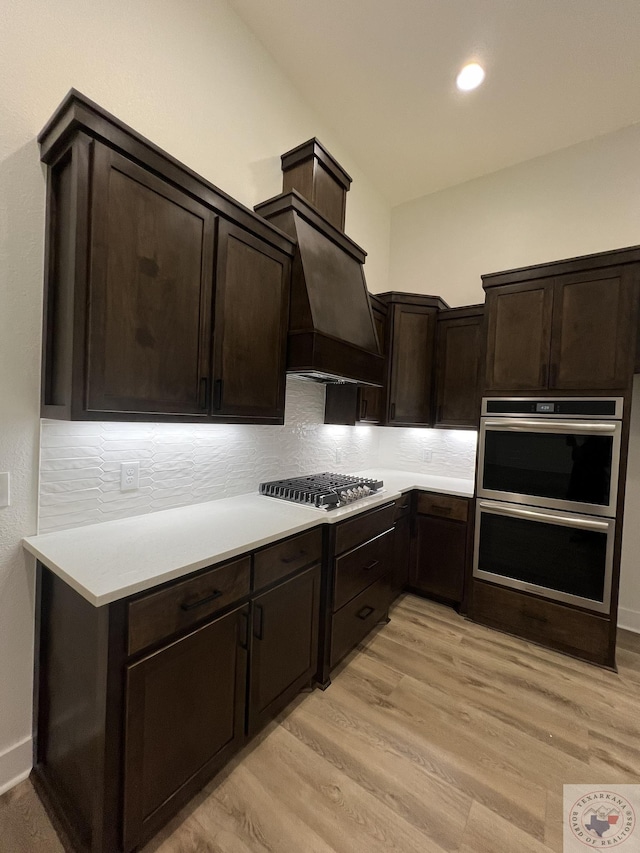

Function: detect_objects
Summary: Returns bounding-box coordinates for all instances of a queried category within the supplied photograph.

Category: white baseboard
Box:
[0,736,32,797]
[617,606,640,635]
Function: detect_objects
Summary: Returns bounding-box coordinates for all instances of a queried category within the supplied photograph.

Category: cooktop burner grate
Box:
[259,472,384,509]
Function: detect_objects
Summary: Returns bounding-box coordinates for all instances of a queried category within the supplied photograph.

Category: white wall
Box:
[0,0,391,793]
[388,123,640,305]
[389,126,640,632]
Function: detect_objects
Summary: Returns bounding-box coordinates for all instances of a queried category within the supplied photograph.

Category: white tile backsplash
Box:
[38,380,478,533]
[377,426,478,479]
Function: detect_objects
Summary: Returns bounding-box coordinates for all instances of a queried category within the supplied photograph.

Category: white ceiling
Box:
[228,0,640,205]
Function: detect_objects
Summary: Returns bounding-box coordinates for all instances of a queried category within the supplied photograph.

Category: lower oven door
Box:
[473,500,615,614]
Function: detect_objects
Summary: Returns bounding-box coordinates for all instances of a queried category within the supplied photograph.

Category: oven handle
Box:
[482,419,617,433]
[477,500,611,531]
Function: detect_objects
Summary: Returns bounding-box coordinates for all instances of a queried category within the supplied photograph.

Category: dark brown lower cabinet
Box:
[35,529,323,853]
[392,513,411,594]
[470,580,613,667]
[319,503,396,685]
[248,564,321,736]
[123,605,248,850]
[412,515,466,602]
[410,492,470,605]
[330,573,393,668]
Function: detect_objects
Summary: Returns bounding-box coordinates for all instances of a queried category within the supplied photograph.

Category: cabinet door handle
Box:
[180,589,223,611]
[549,363,558,388]
[363,560,379,571]
[362,399,368,420]
[240,610,249,650]
[213,378,223,410]
[390,403,396,420]
[254,603,264,640]
[540,363,548,387]
[356,605,375,620]
[437,405,443,423]
[199,377,208,409]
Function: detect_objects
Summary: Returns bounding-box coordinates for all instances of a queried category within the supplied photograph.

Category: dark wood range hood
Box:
[255,139,384,387]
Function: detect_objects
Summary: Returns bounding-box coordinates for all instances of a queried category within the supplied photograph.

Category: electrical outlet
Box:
[120,461,139,491]
[335,447,343,464]
[422,449,432,463]
[0,472,10,508]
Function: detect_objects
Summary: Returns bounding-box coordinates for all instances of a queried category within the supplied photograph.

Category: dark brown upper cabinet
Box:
[356,293,388,424]
[212,221,290,420]
[85,143,216,417]
[434,305,484,428]
[39,90,294,422]
[324,292,388,426]
[379,292,448,427]
[483,248,640,394]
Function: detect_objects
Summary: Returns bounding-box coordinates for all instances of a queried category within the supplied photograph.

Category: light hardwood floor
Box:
[2,594,640,853]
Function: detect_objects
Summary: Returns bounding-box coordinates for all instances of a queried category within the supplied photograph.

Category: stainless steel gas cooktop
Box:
[259,472,384,510]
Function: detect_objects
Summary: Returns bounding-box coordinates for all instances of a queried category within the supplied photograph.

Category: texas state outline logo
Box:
[564,786,639,850]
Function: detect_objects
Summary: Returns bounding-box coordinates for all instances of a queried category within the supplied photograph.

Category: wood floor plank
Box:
[361,628,591,762]
[0,779,65,853]
[460,800,554,853]
[3,595,639,853]
[319,677,548,841]
[544,788,564,853]
[239,725,450,853]
[283,694,471,852]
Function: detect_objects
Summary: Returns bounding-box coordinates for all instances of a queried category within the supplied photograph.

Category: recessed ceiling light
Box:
[456,62,485,92]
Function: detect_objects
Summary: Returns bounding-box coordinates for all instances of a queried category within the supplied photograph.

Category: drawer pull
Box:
[282,551,306,565]
[180,589,223,611]
[363,560,379,571]
[357,605,375,620]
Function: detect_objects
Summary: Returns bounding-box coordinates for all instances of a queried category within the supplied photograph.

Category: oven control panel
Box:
[482,397,623,419]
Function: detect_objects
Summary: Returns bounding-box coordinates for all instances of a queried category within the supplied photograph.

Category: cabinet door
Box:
[387,303,437,425]
[324,382,358,425]
[87,144,215,416]
[434,315,482,428]
[123,604,248,850]
[550,267,637,390]
[411,515,466,603]
[484,281,553,392]
[358,301,387,424]
[248,564,321,736]
[213,221,290,422]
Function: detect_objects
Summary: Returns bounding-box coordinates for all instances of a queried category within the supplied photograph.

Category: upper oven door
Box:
[478,417,621,517]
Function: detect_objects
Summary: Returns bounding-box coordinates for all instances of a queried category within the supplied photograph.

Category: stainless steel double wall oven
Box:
[474,397,623,614]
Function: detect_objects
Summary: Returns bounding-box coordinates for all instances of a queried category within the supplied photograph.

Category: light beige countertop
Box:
[23,468,474,607]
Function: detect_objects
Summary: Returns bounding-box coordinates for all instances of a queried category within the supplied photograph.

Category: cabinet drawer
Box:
[416,492,468,522]
[334,503,395,555]
[471,580,612,665]
[128,556,251,656]
[334,528,394,611]
[331,574,392,668]
[254,528,322,591]
[393,493,411,520]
